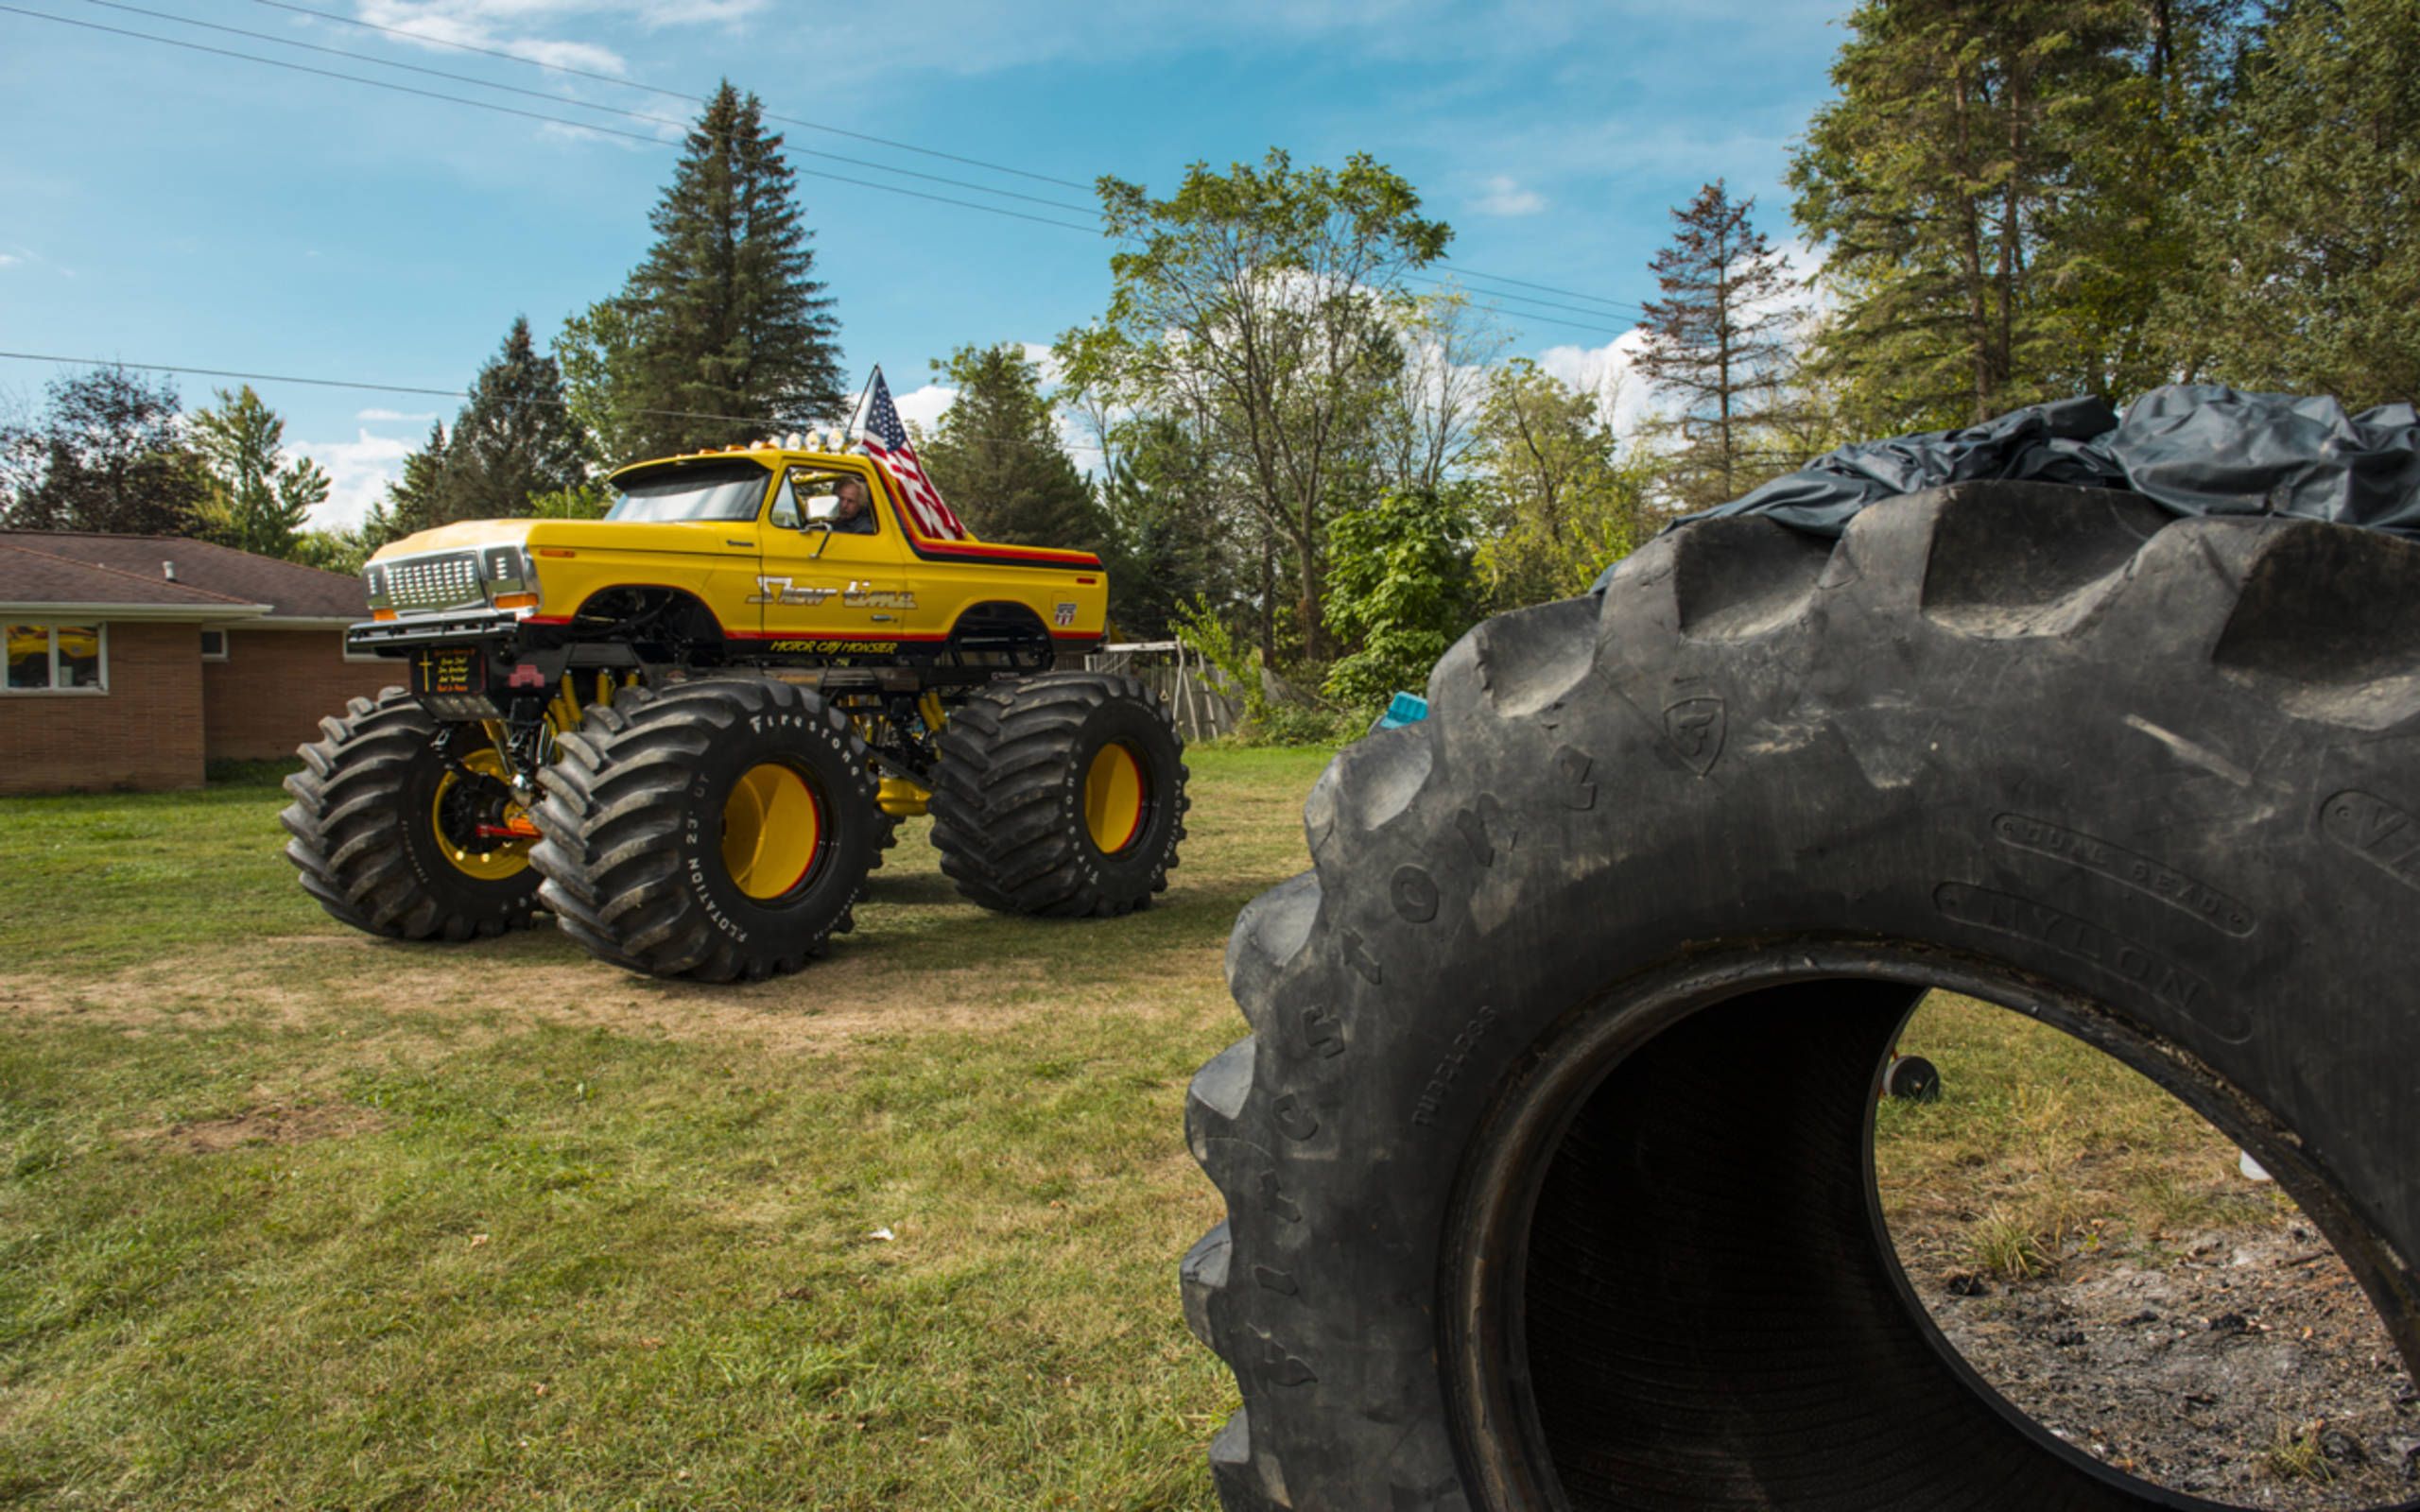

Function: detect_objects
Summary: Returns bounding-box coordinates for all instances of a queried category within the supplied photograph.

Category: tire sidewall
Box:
[1061,695,1183,901]
[671,688,878,957]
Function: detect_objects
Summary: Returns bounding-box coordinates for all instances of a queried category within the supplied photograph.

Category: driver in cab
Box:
[830,477,877,534]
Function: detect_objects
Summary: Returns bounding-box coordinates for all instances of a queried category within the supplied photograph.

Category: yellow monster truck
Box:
[281,438,1187,981]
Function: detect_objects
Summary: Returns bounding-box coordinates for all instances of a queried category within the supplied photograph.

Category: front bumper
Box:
[346,609,531,656]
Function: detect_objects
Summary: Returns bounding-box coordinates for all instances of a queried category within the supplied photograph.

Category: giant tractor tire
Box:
[1184,483,2420,1511]
[928,672,1188,917]
[528,678,881,982]
[283,687,544,940]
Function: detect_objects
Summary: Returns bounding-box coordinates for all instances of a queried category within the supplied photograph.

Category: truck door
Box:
[757,463,917,651]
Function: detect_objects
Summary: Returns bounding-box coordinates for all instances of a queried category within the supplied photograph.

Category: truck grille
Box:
[386,552,486,612]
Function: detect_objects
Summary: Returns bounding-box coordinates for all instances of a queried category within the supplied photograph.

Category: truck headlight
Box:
[481,546,541,612]
[363,561,392,611]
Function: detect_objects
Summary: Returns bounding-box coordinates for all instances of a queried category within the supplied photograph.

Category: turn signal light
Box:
[537,547,577,558]
[372,609,399,622]
[493,593,540,610]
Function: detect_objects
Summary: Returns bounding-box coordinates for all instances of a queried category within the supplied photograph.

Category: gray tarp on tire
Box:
[1609,385,2420,566]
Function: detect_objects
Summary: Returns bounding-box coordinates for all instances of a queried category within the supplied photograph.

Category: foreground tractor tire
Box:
[929,672,1188,917]
[528,678,881,982]
[1185,483,2420,1511]
[282,687,543,940]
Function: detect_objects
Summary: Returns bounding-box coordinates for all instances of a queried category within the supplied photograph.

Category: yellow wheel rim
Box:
[1082,742,1148,855]
[429,746,533,881]
[722,763,823,901]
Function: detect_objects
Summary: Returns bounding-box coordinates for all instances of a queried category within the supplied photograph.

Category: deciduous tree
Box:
[190,386,329,560]
[1060,148,1450,661]
[0,366,209,535]
[1470,359,1653,608]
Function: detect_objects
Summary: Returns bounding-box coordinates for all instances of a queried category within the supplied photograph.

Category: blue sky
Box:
[0,0,1850,528]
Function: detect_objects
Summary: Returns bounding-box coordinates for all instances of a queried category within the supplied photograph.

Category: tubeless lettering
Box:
[1933,882,2245,1040]
[1992,812,2256,935]
[1391,865,1440,922]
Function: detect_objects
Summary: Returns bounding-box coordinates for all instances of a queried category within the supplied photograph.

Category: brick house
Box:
[1,532,395,796]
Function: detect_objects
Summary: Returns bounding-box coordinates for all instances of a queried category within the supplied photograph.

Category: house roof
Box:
[0,542,270,620]
[0,531,367,622]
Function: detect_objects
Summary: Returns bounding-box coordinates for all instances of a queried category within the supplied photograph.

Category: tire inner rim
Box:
[1082,741,1148,854]
[430,746,531,881]
[1443,944,2410,1512]
[721,762,823,901]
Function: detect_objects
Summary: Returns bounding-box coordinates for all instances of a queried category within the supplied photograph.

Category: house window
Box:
[200,628,230,662]
[5,622,108,693]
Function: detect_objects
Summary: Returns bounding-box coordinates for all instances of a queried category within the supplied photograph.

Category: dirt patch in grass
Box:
[1878,995,2418,1506]
[130,1098,387,1155]
[0,932,1226,1057]
[1917,1228,2419,1507]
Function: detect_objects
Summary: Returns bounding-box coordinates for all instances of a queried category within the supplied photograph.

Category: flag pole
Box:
[843,367,879,446]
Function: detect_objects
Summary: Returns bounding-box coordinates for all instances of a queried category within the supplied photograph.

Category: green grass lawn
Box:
[0,747,2282,1509]
[0,747,1330,1511]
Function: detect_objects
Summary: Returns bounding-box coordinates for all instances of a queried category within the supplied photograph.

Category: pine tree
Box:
[0,366,210,534]
[916,344,1105,549]
[1789,0,2145,432]
[1634,182,1802,508]
[190,386,330,560]
[617,82,846,456]
[442,316,590,521]
[2160,0,2420,406]
[364,421,450,547]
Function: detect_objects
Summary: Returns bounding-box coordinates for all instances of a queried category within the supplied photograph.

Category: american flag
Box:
[860,369,969,541]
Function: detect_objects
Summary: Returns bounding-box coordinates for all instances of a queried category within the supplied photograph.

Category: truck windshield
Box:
[605,462,771,524]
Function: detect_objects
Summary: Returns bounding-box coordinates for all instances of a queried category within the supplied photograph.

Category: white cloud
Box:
[350,2,639,75]
[1473,175,1546,216]
[1536,327,1663,443]
[356,407,441,422]
[1021,341,1066,386]
[890,381,957,437]
[0,253,19,269]
[296,428,417,531]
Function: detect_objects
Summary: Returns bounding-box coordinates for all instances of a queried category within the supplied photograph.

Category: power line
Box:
[249,0,1096,193]
[77,0,1103,218]
[10,11,1651,345]
[1436,260,1647,314]
[0,6,1104,233]
[6,9,1652,339]
[242,0,1651,313]
[1406,274,1636,336]
[0,350,1112,454]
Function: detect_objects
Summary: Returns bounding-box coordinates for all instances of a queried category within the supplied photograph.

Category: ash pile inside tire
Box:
[1924,1228,2419,1508]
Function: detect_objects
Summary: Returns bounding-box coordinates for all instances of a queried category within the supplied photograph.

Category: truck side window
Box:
[785,468,878,535]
